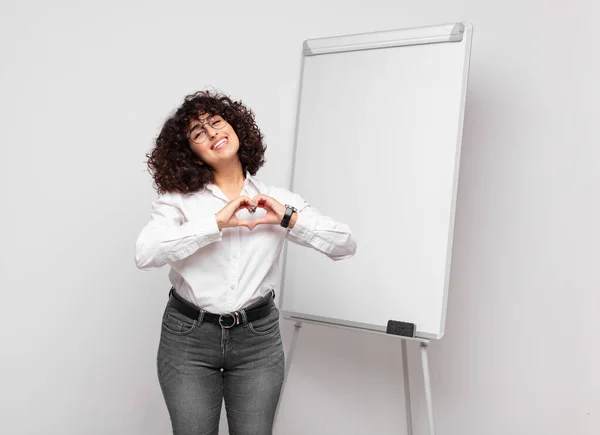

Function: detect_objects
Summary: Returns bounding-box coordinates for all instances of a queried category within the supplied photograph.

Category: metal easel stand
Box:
[273,321,436,435]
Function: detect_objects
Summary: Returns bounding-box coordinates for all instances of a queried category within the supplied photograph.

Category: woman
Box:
[135,89,356,435]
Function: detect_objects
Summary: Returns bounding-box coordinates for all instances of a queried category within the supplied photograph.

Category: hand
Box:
[215,196,257,230]
[247,194,286,230]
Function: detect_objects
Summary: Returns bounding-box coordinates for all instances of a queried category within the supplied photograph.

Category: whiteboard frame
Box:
[279,22,473,340]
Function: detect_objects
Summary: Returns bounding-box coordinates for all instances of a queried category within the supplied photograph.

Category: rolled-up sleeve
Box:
[134,194,222,269]
[286,193,357,261]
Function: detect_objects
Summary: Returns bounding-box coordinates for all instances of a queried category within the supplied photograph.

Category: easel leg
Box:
[401,340,413,435]
[273,321,302,430]
[420,342,436,435]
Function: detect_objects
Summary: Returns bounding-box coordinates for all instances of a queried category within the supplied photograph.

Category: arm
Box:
[134,194,222,269]
[285,193,357,261]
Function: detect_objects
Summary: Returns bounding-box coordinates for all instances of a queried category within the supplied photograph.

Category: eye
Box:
[212,118,223,127]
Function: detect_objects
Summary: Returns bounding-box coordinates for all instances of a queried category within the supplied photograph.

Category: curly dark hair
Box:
[145,89,267,194]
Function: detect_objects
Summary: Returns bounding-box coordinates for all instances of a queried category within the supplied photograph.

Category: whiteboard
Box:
[281,23,472,339]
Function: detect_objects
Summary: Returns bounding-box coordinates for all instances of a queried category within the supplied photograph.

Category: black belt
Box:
[168,287,274,329]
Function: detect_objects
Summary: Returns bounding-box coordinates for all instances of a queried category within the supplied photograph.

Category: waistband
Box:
[167,287,275,329]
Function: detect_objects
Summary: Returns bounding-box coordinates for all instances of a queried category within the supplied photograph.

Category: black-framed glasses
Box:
[189,115,227,144]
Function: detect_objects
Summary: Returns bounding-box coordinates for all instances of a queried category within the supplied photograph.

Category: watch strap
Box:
[280,204,297,228]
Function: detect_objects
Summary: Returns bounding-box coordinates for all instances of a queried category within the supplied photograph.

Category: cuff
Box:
[288,211,315,243]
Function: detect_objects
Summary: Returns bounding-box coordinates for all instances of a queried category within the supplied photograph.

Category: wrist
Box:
[276,204,287,222]
[288,210,298,229]
[280,204,298,229]
[215,213,224,230]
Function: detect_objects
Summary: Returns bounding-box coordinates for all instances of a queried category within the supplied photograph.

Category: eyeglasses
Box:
[189,115,227,144]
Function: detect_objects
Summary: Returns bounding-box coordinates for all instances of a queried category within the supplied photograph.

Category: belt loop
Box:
[198,309,205,325]
[239,309,248,326]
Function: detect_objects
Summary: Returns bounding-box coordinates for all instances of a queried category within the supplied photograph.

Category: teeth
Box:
[213,139,227,150]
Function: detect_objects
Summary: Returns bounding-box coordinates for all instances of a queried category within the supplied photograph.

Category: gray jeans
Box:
[157,290,285,435]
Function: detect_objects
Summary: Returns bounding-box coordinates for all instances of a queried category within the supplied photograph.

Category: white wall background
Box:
[1,1,598,434]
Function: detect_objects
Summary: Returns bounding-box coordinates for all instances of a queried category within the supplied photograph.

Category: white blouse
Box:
[135,172,357,314]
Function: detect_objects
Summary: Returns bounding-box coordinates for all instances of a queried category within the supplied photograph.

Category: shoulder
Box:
[153,190,190,207]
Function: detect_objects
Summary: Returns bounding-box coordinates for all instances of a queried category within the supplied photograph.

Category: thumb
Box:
[249,216,268,228]
[236,219,253,230]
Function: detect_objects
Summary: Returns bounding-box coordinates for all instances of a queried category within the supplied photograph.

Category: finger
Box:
[235,196,255,212]
[236,196,252,207]
[252,194,270,209]
[237,219,253,229]
[250,216,269,228]
[244,199,258,213]
[255,195,283,214]
[234,202,250,213]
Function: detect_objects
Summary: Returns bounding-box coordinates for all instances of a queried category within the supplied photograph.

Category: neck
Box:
[212,159,245,190]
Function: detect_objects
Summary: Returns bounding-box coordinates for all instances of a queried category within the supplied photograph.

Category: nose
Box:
[206,125,220,138]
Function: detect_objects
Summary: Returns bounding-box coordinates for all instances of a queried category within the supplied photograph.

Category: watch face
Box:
[281,206,294,228]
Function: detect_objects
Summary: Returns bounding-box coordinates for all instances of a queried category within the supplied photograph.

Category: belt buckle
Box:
[218,313,236,329]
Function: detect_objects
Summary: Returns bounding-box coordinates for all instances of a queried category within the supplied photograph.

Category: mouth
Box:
[211,137,229,151]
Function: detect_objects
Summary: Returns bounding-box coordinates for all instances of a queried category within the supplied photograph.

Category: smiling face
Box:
[188,113,240,167]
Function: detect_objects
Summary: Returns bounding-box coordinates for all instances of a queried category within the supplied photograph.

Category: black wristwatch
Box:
[280,204,298,228]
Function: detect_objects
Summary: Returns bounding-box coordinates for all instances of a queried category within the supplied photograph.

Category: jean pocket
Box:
[161,306,198,335]
[248,306,280,336]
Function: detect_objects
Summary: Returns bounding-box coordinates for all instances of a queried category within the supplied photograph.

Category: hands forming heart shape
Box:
[215,194,287,231]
